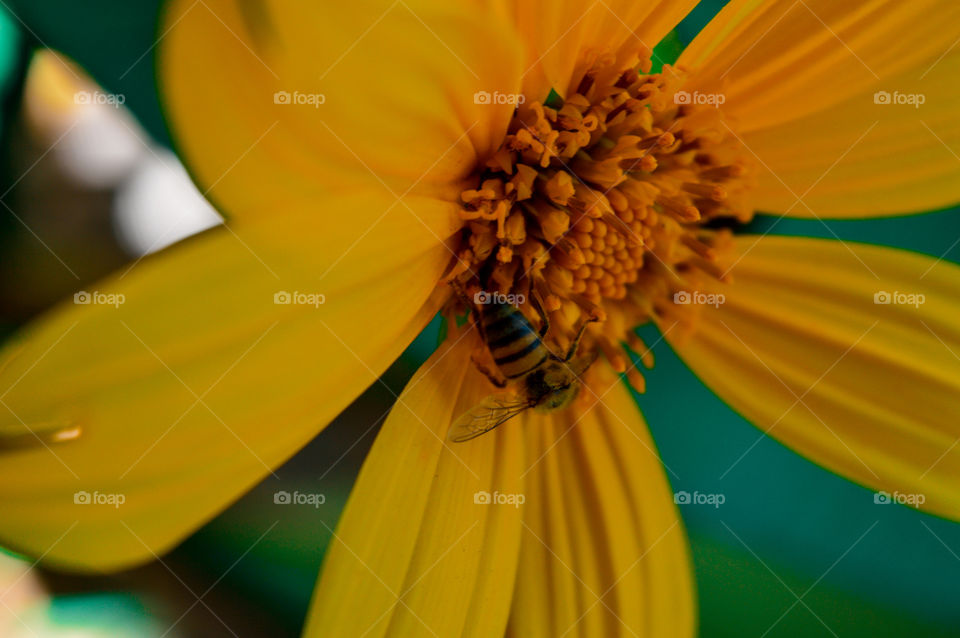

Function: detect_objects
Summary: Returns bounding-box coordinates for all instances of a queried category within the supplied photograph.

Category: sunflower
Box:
[2,0,960,636]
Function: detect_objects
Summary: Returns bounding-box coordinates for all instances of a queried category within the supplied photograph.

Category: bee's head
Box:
[527,361,581,411]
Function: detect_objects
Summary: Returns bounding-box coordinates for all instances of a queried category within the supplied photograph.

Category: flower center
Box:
[446,51,753,392]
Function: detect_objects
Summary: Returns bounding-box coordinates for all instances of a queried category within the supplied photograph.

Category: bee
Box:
[448,292,598,443]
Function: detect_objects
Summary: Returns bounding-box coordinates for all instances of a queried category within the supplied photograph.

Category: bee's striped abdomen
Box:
[480,302,547,379]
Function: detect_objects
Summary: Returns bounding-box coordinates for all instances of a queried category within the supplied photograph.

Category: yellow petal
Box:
[304,334,525,638]
[680,0,960,217]
[740,56,960,217]
[0,194,451,571]
[509,366,695,638]
[667,235,960,520]
[682,0,960,130]
[512,0,698,100]
[159,0,524,217]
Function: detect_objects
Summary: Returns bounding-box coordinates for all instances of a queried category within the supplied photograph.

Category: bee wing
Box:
[448,393,532,443]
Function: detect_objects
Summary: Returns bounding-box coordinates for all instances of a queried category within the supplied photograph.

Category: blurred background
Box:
[1,1,959,636]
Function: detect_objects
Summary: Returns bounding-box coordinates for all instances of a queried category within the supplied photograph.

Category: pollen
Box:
[447,50,753,392]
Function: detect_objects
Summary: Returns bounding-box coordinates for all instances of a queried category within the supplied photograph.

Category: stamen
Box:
[682,182,727,201]
[626,367,647,394]
[448,52,752,385]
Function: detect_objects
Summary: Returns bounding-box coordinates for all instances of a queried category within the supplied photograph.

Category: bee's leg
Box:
[471,347,507,388]
[528,287,550,338]
[448,280,474,313]
[448,280,484,335]
[561,313,600,362]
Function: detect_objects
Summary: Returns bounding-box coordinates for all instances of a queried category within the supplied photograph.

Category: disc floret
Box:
[447,50,753,391]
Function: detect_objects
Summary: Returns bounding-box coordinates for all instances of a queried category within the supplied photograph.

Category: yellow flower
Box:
[2,1,960,636]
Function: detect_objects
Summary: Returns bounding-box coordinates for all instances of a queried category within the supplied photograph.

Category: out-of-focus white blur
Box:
[24,50,222,257]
